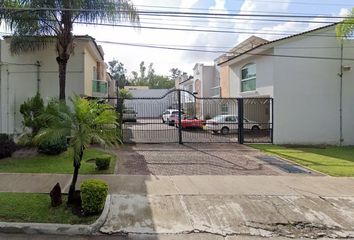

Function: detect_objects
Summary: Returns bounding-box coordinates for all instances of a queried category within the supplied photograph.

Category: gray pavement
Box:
[1,143,354,239]
[1,173,354,238]
[113,143,284,175]
[0,233,347,240]
[1,174,354,196]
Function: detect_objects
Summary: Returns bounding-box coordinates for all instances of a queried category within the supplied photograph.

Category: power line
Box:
[1,31,352,51]
[73,21,342,37]
[134,4,341,15]
[0,7,350,19]
[97,40,354,61]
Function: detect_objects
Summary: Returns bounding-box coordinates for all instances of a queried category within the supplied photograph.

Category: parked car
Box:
[122,109,137,122]
[162,109,178,123]
[175,116,204,129]
[206,115,260,135]
[168,111,186,126]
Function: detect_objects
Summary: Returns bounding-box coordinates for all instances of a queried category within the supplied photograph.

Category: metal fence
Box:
[112,89,273,144]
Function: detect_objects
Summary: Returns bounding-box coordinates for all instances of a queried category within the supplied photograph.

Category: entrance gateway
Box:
[113,89,273,144]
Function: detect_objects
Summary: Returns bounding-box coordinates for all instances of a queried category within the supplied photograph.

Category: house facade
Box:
[0,36,109,134]
[177,63,221,119]
[218,24,354,145]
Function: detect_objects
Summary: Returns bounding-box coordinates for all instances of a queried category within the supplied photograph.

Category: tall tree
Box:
[0,1,139,101]
[35,96,118,203]
[139,61,146,83]
[108,59,128,88]
[336,8,354,39]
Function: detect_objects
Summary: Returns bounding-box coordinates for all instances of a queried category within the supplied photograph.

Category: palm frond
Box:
[336,8,354,39]
[9,35,54,55]
[74,0,139,25]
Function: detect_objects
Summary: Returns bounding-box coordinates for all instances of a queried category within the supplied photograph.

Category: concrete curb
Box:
[0,194,111,235]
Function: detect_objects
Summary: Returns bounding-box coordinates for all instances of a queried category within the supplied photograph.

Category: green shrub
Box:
[38,136,67,155]
[95,157,111,170]
[20,93,45,136]
[80,179,109,214]
[0,134,17,159]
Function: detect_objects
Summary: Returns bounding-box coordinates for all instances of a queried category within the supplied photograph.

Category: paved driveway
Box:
[122,119,271,143]
[113,143,280,175]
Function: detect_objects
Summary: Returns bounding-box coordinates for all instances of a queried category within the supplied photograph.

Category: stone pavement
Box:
[112,143,281,175]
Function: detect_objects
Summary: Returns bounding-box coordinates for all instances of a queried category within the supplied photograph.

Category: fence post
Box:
[177,89,183,144]
[238,98,244,144]
[271,98,274,144]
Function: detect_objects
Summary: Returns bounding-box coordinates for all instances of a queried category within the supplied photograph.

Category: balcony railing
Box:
[92,80,108,95]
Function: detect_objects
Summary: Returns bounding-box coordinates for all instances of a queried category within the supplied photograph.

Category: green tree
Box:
[19,93,45,137]
[108,59,128,88]
[336,8,354,39]
[0,1,139,101]
[129,62,175,89]
[34,96,118,203]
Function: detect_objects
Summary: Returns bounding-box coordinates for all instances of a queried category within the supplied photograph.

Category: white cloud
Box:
[339,8,350,17]
[72,0,202,76]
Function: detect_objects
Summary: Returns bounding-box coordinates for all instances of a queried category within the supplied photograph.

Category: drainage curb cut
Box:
[0,195,111,235]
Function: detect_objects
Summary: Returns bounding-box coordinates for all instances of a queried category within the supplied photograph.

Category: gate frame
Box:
[98,89,273,144]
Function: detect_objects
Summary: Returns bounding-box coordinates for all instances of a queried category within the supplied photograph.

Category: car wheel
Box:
[221,127,229,135]
[251,125,260,131]
[162,119,165,123]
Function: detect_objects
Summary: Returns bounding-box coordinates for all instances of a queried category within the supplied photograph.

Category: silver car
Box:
[122,109,137,122]
[206,115,260,135]
[162,109,179,123]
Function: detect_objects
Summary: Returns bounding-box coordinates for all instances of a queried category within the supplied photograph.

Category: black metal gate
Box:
[114,89,273,144]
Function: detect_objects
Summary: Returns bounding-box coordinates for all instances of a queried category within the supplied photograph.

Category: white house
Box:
[177,63,221,119]
[0,35,110,134]
[218,23,354,145]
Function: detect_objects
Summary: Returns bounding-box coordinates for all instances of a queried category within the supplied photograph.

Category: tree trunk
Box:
[56,2,73,101]
[57,58,68,101]
[67,165,79,204]
[67,149,83,204]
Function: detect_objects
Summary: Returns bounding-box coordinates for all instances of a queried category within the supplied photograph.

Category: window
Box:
[225,116,237,122]
[241,63,256,92]
[93,66,97,80]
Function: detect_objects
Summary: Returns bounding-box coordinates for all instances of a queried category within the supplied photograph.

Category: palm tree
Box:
[336,8,354,38]
[0,0,139,101]
[35,96,119,203]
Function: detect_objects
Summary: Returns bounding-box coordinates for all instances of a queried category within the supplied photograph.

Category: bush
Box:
[80,179,109,214]
[19,93,45,136]
[0,134,17,159]
[95,157,111,170]
[38,136,67,155]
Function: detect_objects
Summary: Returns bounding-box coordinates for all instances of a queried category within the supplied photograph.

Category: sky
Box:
[1,0,353,77]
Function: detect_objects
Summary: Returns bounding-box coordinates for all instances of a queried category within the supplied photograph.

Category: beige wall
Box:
[219,66,230,97]
[0,37,104,134]
[84,47,97,96]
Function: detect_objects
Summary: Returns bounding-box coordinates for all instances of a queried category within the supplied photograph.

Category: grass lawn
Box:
[0,148,116,174]
[250,144,354,177]
[0,192,99,224]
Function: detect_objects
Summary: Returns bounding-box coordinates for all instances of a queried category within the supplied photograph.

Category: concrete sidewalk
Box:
[1,173,354,197]
[1,173,354,239]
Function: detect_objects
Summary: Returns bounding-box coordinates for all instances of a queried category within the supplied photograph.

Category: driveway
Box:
[122,119,271,144]
[113,143,284,175]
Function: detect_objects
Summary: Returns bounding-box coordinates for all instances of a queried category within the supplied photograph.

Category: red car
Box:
[175,116,204,129]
